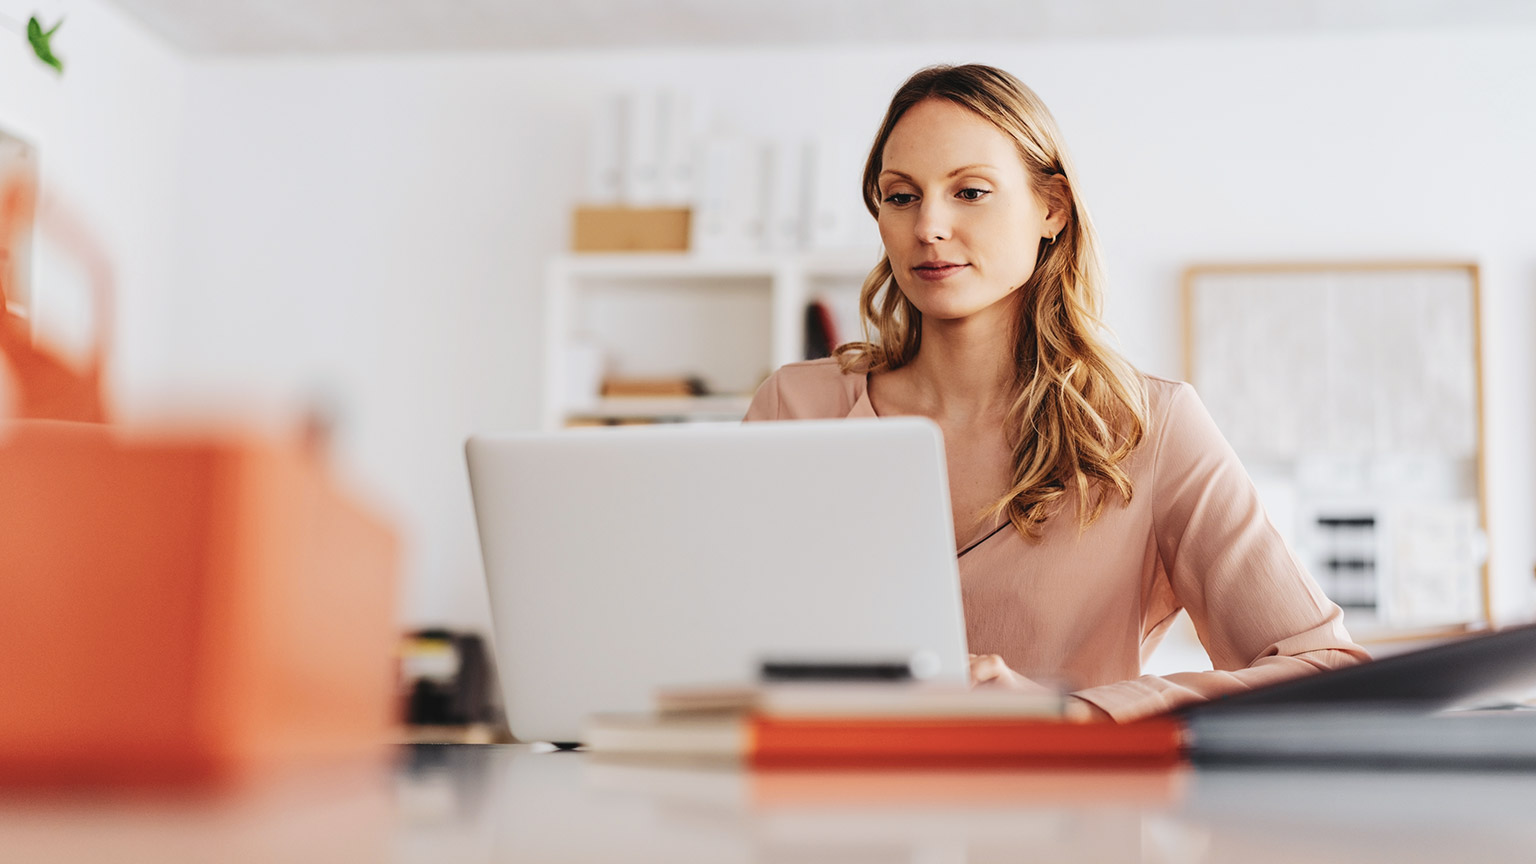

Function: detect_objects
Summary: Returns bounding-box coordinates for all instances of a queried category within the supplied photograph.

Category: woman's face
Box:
[876,98,1061,325]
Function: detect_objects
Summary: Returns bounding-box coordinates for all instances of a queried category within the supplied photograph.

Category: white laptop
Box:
[465,418,969,744]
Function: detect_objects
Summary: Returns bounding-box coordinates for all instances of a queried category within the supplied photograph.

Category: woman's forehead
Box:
[881,99,1022,177]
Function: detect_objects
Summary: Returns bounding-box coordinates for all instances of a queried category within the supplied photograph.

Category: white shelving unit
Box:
[543,252,877,430]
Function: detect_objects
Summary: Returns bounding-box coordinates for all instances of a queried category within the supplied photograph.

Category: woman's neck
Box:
[902,304,1020,425]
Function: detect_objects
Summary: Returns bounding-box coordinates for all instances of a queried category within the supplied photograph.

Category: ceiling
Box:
[104,0,1536,55]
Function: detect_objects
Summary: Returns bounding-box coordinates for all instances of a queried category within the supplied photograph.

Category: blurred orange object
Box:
[0,424,400,786]
[0,174,399,787]
[0,171,109,423]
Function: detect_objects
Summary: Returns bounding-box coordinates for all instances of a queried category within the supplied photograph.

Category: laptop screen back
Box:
[466,418,968,743]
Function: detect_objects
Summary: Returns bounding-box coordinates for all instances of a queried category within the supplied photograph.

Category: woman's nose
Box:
[913,201,952,243]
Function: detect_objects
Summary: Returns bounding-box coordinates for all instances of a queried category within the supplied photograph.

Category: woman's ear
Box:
[1039,174,1071,240]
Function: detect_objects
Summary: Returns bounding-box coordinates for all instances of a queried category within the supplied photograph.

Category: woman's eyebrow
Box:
[879,164,999,181]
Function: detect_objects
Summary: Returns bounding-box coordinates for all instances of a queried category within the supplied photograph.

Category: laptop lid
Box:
[466,418,969,743]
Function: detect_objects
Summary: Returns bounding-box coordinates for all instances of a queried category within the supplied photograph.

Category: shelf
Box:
[544,252,875,431]
[553,251,879,280]
[566,395,754,423]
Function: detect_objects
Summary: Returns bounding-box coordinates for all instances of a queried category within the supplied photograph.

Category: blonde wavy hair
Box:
[835,64,1148,539]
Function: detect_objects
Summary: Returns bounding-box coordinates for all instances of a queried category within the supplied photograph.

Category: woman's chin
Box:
[911,296,1018,325]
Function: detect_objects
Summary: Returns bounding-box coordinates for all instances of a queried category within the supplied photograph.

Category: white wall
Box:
[0,0,183,404]
[169,32,1536,631]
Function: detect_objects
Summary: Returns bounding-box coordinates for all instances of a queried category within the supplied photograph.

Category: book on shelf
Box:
[803,299,839,360]
[761,138,805,253]
[656,90,696,206]
[620,90,661,206]
[563,393,754,426]
[584,93,624,203]
[600,376,706,397]
[691,134,764,255]
[804,136,882,252]
[591,89,695,208]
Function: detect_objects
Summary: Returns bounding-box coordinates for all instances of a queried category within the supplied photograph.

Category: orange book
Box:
[585,712,1185,769]
[750,716,1185,769]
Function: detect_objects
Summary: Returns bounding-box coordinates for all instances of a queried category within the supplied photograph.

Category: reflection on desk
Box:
[7,745,1536,863]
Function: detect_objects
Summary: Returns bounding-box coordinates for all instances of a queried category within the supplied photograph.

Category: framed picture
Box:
[1183,261,1488,638]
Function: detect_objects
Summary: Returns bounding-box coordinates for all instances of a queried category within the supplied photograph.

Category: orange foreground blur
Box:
[0,421,399,787]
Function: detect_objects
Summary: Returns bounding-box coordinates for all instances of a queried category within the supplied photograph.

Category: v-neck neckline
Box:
[957,519,1009,557]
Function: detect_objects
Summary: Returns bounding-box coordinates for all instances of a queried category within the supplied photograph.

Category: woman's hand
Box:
[968,653,1058,695]
[968,654,1113,722]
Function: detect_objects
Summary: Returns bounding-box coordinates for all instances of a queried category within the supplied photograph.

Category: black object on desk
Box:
[760,659,918,682]
[404,629,499,727]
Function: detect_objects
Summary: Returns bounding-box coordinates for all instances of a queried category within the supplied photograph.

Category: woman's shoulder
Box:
[744,358,868,421]
[773,357,865,389]
[1140,373,1194,413]
[1137,372,1229,456]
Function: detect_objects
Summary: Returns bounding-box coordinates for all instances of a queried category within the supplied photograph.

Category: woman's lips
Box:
[913,263,968,282]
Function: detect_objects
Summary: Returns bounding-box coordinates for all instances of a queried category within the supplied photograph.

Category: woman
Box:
[744,64,1367,722]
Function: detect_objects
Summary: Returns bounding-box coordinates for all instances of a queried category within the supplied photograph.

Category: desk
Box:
[5,745,1535,863]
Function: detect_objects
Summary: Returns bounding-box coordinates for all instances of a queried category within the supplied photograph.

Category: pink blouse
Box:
[744,358,1369,722]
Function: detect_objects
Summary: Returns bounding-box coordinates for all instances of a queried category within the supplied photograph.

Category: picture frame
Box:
[1182,261,1489,638]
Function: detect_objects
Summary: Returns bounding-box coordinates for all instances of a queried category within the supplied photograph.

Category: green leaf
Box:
[26,16,64,74]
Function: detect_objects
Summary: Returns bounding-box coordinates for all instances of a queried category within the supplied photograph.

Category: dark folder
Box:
[1179,621,1536,767]
[1182,620,1536,713]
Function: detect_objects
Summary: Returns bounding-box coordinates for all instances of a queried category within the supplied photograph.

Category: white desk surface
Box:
[6,744,1536,863]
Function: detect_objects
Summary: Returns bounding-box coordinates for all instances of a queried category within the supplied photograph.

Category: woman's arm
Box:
[1073,382,1370,722]
[742,371,781,422]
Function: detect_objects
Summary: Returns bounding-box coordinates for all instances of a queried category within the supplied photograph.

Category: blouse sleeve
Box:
[1073,383,1370,722]
[742,371,781,422]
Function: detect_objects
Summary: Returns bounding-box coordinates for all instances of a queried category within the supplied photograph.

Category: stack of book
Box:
[600,376,707,398]
[582,622,1536,770]
[583,682,1185,768]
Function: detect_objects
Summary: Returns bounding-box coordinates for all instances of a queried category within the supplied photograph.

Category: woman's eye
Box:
[882,192,917,206]
[957,188,991,201]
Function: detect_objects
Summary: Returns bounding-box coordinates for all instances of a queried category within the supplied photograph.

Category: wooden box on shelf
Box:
[571,206,691,253]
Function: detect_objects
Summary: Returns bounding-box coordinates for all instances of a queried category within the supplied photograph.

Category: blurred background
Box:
[2,0,1533,669]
